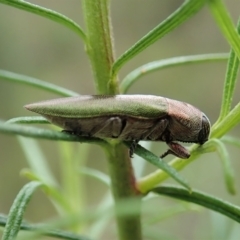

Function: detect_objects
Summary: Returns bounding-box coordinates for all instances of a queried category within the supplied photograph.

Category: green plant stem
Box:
[82,1,142,239]
[82,0,118,94]
[104,142,142,240]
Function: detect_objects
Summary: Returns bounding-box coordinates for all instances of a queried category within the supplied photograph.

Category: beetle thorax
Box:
[167,99,202,142]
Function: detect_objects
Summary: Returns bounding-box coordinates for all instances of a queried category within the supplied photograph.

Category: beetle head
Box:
[198,113,211,144]
[166,99,211,144]
[168,111,211,144]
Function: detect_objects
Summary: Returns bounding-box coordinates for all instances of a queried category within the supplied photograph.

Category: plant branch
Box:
[104,142,142,240]
[82,0,118,94]
[82,1,142,239]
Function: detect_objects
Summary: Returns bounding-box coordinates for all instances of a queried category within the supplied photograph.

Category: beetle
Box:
[25,95,211,159]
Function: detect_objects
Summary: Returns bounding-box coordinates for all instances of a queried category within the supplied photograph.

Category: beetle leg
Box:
[160,142,190,159]
[129,140,139,158]
[90,117,122,137]
[145,118,168,140]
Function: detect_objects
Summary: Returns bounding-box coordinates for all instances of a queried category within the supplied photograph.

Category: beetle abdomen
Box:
[43,114,168,141]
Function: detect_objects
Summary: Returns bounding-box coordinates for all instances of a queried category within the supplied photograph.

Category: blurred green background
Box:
[0,0,240,239]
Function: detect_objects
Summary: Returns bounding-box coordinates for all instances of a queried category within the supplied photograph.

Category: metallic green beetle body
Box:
[25,95,211,159]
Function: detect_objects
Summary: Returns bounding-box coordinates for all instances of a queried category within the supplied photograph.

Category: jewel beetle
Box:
[25,95,211,159]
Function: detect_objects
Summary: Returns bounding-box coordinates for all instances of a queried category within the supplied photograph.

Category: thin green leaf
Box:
[222,135,240,148]
[58,143,89,223]
[79,167,111,186]
[88,192,112,239]
[17,198,161,240]
[120,53,229,93]
[211,139,236,194]
[112,0,207,76]
[216,19,240,122]
[143,228,179,240]
[1,201,115,239]
[1,181,42,240]
[127,143,191,191]
[0,70,79,97]
[143,204,199,226]
[7,116,49,124]
[18,137,57,186]
[0,214,91,240]
[0,0,86,41]
[1,120,108,213]
[211,102,240,138]
[132,141,150,178]
[16,136,74,215]
[0,120,105,144]
[20,169,78,216]
[208,0,240,59]
[135,140,215,193]
[151,185,240,223]
[210,211,234,240]
[6,116,71,212]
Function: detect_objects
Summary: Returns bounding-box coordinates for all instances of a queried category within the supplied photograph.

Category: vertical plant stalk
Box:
[82,1,142,239]
[82,0,118,94]
[104,142,142,240]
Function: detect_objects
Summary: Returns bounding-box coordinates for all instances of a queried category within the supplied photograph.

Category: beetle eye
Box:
[198,114,211,144]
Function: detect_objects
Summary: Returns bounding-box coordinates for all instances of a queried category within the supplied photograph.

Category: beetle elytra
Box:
[25,95,211,159]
